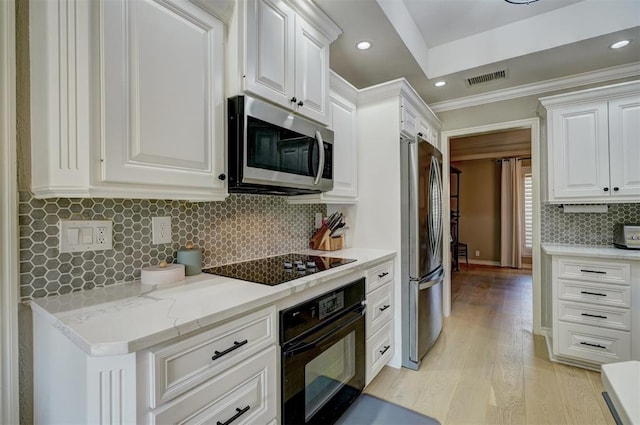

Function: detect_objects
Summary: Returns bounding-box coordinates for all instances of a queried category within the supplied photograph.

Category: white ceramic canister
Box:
[177,242,202,276]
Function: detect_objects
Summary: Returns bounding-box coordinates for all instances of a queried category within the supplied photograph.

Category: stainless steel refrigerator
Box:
[400,134,444,370]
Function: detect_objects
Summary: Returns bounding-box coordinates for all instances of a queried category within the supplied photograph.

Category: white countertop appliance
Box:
[614,223,640,250]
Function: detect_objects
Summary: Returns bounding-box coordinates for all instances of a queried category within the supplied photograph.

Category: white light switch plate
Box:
[60,220,113,253]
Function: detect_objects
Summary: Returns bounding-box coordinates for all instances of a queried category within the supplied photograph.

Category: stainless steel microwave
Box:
[227,95,334,195]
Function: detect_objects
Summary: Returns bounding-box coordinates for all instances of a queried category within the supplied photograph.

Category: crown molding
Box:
[430,62,640,113]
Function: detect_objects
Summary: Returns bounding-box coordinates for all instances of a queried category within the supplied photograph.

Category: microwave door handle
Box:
[313,130,325,185]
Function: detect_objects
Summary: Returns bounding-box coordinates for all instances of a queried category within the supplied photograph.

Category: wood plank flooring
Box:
[364,265,615,425]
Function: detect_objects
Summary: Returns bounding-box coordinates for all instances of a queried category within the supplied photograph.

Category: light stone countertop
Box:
[30,248,396,357]
[541,243,640,261]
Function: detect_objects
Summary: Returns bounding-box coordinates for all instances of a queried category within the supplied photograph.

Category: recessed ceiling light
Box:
[356,41,371,51]
[610,40,630,49]
[434,81,446,87]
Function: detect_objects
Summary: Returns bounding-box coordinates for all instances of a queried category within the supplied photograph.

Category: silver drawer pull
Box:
[378,272,389,279]
[379,345,391,355]
[580,291,607,297]
[580,269,606,275]
[217,405,250,425]
[212,339,248,361]
[581,313,607,319]
[580,341,606,349]
[379,304,391,312]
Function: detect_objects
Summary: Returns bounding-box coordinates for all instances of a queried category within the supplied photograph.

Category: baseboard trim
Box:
[465,259,501,266]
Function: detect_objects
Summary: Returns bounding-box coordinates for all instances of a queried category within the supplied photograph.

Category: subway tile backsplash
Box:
[18,192,325,301]
[541,203,640,245]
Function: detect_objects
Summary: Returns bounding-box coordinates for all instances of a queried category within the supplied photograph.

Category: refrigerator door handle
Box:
[418,268,445,290]
[407,139,421,278]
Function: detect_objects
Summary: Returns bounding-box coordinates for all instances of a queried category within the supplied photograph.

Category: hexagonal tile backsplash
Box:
[19,192,326,300]
[541,203,640,245]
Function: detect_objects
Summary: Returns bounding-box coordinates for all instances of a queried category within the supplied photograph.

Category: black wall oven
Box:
[227,95,334,195]
[280,279,366,424]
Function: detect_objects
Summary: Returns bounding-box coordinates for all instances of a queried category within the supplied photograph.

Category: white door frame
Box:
[441,117,542,335]
[1,0,20,422]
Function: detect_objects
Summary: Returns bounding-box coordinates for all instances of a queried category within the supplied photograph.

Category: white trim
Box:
[0,0,20,422]
[431,62,640,113]
[441,118,542,336]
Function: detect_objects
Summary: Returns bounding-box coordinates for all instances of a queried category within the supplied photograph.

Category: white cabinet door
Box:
[100,0,225,192]
[400,97,418,138]
[244,0,295,110]
[609,96,640,197]
[550,102,610,199]
[326,92,357,199]
[294,17,330,124]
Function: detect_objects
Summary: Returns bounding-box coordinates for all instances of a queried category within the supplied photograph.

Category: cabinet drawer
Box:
[557,279,630,308]
[366,260,393,292]
[151,346,277,425]
[366,321,393,385]
[366,282,393,336]
[557,301,630,331]
[557,259,630,284]
[150,306,275,407]
[556,322,630,364]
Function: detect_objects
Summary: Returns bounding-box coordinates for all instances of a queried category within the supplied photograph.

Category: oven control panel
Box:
[318,292,344,320]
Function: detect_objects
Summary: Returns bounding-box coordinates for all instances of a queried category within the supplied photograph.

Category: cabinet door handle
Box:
[379,345,391,355]
[217,406,250,425]
[603,187,609,192]
[379,304,390,312]
[580,291,607,297]
[580,269,606,274]
[290,97,297,103]
[378,272,389,279]
[580,341,606,350]
[297,101,304,107]
[613,187,620,192]
[212,339,248,361]
[581,313,607,319]
[218,173,226,181]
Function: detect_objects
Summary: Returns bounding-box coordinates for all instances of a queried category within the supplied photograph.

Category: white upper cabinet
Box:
[243,0,295,107]
[100,0,226,194]
[539,81,640,203]
[240,0,340,125]
[609,96,640,197]
[288,72,358,204]
[29,0,227,201]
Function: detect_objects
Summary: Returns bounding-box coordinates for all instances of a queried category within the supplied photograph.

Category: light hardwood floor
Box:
[364,265,615,425]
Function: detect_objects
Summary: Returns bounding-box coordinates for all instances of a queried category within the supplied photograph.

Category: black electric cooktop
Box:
[202,253,357,286]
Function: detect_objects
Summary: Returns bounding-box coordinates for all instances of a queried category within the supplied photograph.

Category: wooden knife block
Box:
[310,227,344,251]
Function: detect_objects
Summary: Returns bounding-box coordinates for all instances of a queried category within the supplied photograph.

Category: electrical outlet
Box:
[96,227,108,246]
[60,220,112,253]
[152,217,172,245]
[475,250,480,257]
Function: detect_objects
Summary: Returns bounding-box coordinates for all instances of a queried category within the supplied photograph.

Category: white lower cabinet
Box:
[364,260,394,385]
[149,346,276,425]
[551,256,637,367]
[32,305,278,424]
[139,306,277,424]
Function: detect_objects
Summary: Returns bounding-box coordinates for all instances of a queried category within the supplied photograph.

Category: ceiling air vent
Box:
[466,69,507,87]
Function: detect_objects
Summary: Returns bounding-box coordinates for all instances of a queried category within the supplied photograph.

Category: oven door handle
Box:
[284,308,364,357]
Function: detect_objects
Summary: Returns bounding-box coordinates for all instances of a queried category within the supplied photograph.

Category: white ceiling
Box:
[315,0,640,109]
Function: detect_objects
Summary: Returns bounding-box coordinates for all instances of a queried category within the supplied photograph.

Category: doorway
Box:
[440,118,542,335]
